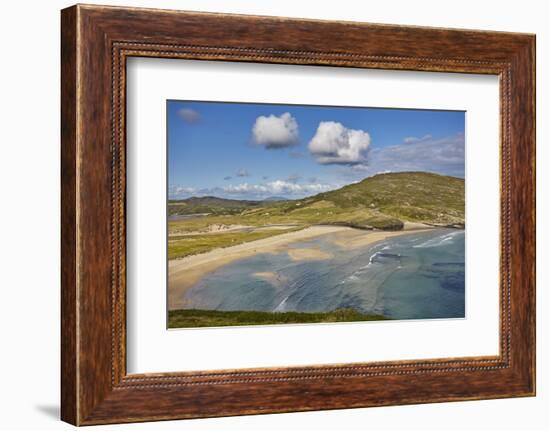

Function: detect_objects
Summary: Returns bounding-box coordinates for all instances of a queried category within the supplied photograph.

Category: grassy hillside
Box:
[168,172,464,259]
[168,308,388,328]
[168,196,262,216]
[305,172,465,227]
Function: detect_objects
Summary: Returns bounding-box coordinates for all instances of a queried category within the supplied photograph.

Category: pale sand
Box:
[254,224,300,231]
[287,248,333,261]
[403,221,433,231]
[168,224,435,309]
[332,224,433,250]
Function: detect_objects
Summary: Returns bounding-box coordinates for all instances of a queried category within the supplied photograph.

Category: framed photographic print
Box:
[165,101,466,329]
[61,4,535,425]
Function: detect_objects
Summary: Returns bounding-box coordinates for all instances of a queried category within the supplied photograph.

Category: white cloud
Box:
[252,112,299,148]
[308,121,371,165]
[366,133,465,177]
[168,179,340,200]
[223,180,336,197]
[177,108,200,124]
[169,185,196,198]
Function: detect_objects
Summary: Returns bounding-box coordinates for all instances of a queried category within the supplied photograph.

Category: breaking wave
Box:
[413,231,463,248]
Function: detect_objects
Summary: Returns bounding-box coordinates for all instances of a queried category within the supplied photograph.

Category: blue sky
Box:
[168,100,465,200]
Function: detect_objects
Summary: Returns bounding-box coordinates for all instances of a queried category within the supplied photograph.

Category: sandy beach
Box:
[332,222,432,250]
[169,225,344,309]
[168,224,434,310]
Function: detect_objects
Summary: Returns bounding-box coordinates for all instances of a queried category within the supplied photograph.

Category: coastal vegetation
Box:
[168,227,302,260]
[168,196,261,216]
[168,308,388,328]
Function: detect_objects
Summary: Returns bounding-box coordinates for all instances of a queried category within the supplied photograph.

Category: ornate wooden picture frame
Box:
[61,4,535,425]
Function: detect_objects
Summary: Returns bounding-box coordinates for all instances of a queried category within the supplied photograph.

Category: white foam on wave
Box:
[368,252,382,265]
[274,296,289,312]
[413,231,463,248]
[364,251,401,267]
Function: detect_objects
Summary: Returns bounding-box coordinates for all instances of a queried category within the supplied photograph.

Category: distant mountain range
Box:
[168,172,465,229]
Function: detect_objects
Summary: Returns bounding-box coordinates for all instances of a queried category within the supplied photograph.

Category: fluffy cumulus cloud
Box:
[308,121,371,165]
[177,108,200,124]
[366,133,465,178]
[251,112,299,149]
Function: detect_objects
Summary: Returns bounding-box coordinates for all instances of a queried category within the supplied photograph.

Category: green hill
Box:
[304,172,464,228]
[238,172,464,230]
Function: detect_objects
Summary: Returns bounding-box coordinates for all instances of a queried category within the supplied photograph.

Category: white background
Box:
[127,59,500,373]
[0,0,547,430]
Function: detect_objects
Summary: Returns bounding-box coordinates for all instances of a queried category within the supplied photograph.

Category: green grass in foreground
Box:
[168,227,302,260]
[168,308,388,328]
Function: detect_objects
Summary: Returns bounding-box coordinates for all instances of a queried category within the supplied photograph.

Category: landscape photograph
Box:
[167,100,465,329]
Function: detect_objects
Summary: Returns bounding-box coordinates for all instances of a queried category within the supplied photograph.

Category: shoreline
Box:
[168,222,438,310]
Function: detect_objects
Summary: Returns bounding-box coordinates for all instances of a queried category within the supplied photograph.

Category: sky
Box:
[168,100,465,200]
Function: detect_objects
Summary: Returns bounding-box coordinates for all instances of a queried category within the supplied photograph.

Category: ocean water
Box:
[182,229,465,321]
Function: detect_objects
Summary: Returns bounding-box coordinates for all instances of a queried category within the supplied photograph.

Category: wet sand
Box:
[287,248,333,261]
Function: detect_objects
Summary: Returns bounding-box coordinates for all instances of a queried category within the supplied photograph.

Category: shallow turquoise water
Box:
[182,229,465,321]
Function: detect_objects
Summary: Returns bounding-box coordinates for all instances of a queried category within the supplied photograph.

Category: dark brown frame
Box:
[61,4,536,426]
